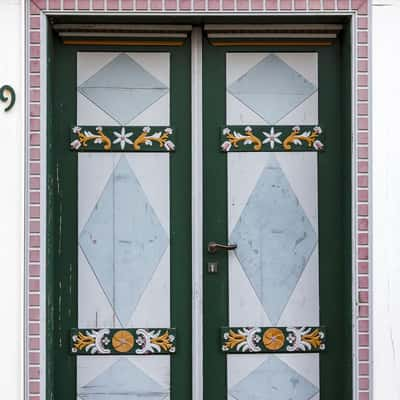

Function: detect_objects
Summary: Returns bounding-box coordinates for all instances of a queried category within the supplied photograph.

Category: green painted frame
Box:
[203,37,352,400]
[46,31,192,400]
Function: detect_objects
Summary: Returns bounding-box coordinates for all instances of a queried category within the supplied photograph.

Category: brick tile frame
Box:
[27,1,370,399]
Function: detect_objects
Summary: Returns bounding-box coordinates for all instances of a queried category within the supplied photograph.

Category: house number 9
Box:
[0,85,16,112]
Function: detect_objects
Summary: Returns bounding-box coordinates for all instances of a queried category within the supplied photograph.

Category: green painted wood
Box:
[47,32,77,400]
[169,37,192,400]
[318,34,352,400]
[203,39,229,400]
[46,32,192,400]
[203,38,352,400]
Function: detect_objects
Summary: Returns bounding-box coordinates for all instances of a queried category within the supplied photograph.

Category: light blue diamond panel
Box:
[79,358,169,400]
[230,155,317,324]
[79,156,169,326]
[78,53,168,125]
[229,356,319,400]
[228,54,317,124]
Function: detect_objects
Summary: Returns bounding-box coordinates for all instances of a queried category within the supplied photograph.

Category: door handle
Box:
[207,241,237,254]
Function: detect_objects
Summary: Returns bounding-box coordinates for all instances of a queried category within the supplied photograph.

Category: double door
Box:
[47,28,351,400]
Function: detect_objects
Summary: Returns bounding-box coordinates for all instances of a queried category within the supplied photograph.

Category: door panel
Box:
[226,52,318,126]
[226,152,320,399]
[203,39,352,400]
[77,153,171,397]
[227,152,319,328]
[47,36,191,400]
[78,154,170,329]
[76,52,171,126]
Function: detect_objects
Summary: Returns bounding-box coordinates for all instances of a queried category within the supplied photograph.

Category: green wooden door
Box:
[47,29,352,400]
[46,35,192,400]
[203,38,352,400]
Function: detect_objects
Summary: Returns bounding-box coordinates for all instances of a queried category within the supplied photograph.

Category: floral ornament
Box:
[71,327,177,355]
[222,327,262,352]
[135,329,176,354]
[70,126,175,152]
[164,140,175,151]
[221,126,262,152]
[313,139,324,151]
[71,329,111,354]
[133,127,175,151]
[221,141,232,152]
[70,126,112,151]
[283,126,324,151]
[286,327,325,352]
[113,127,134,150]
[221,326,326,353]
[262,127,283,149]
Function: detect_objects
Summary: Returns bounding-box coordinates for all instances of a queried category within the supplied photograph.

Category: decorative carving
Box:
[222,328,261,353]
[286,327,325,352]
[136,328,176,354]
[221,126,324,152]
[71,327,176,355]
[221,326,326,353]
[70,126,175,152]
[112,127,134,150]
[112,330,135,353]
[283,126,323,150]
[70,126,111,151]
[262,327,285,351]
[262,127,283,149]
[133,127,175,151]
[71,329,111,354]
[221,126,262,152]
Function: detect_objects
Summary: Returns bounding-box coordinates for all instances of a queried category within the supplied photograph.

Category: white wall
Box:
[0,0,24,399]
[372,1,400,399]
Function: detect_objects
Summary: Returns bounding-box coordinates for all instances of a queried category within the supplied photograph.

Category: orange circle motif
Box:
[263,328,285,351]
[112,330,135,353]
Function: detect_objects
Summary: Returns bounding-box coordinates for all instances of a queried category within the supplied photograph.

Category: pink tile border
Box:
[27,1,370,399]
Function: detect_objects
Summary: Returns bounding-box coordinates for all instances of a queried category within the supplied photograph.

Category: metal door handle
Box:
[207,241,237,254]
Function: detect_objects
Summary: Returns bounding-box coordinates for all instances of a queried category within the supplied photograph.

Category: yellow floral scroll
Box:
[221,126,324,152]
